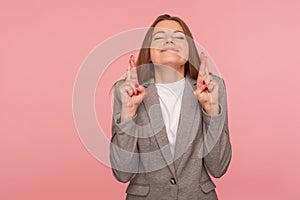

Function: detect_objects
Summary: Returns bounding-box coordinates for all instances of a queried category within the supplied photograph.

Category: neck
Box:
[154,64,185,84]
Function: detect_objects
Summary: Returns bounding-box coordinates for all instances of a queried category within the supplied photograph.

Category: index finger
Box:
[127,63,131,80]
[199,52,209,76]
[129,55,138,82]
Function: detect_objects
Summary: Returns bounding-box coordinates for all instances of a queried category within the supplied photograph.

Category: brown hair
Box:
[110,14,201,93]
[136,14,200,80]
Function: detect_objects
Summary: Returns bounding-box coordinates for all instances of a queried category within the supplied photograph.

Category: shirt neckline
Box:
[155,77,185,86]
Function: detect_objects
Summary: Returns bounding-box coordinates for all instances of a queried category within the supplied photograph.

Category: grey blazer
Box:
[110,64,232,200]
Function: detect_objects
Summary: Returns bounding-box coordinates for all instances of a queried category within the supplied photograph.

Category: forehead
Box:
[154,20,184,32]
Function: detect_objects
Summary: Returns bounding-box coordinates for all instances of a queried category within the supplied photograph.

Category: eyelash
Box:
[153,36,185,40]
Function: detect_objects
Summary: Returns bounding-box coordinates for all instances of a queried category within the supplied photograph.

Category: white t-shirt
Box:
[155,78,186,158]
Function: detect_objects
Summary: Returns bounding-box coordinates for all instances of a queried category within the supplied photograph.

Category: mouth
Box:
[160,47,179,53]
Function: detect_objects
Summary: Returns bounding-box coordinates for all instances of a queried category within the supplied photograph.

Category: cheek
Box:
[184,47,189,59]
[181,43,189,60]
[150,40,160,49]
[150,49,159,62]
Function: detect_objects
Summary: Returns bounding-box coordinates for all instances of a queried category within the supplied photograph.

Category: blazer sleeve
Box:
[109,80,140,183]
[202,77,232,178]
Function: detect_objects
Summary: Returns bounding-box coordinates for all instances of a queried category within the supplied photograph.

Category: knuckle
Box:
[199,71,205,76]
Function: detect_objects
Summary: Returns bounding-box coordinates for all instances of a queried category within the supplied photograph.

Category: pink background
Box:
[1,0,300,199]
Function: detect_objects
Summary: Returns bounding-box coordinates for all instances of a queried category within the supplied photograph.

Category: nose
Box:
[164,35,174,44]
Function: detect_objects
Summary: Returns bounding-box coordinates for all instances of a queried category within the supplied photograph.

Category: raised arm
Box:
[110,55,147,182]
[194,52,232,178]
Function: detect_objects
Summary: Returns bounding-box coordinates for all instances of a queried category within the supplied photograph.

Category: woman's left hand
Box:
[193,52,220,115]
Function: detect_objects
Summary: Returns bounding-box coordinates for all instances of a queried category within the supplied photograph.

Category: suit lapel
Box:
[141,83,177,178]
[137,63,200,177]
[173,75,201,174]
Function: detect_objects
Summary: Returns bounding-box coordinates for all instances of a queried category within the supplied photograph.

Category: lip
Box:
[160,47,179,52]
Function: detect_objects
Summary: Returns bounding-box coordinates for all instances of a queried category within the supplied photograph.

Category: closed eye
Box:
[154,37,164,40]
[175,36,185,39]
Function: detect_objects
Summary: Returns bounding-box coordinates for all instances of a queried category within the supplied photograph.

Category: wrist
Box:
[203,103,219,115]
[121,107,137,122]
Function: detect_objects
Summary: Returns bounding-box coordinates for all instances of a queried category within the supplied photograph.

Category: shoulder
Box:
[114,78,126,88]
[210,73,226,88]
[209,73,228,98]
[210,73,223,82]
[112,78,127,102]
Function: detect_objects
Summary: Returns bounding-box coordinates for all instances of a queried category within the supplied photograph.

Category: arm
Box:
[110,80,140,183]
[202,78,232,178]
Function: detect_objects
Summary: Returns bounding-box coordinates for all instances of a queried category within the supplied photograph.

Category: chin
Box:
[151,50,188,67]
[156,58,186,67]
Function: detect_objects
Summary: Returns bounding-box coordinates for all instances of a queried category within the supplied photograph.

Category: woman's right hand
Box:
[119,55,147,122]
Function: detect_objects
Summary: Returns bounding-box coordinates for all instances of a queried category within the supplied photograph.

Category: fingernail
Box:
[135,83,139,88]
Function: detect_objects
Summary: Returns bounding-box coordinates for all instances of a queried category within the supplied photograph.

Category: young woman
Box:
[110,14,232,200]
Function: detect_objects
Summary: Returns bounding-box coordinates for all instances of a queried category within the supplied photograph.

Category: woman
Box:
[110,14,232,200]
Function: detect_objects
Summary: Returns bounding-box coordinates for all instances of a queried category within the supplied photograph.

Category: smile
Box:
[160,47,179,53]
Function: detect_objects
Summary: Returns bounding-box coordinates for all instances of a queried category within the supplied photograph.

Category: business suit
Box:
[110,63,232,200]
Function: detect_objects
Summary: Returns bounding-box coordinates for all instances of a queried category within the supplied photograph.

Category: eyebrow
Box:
[152,30,184,36]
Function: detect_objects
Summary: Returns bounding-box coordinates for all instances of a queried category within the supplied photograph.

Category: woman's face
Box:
[150,20,189,67]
